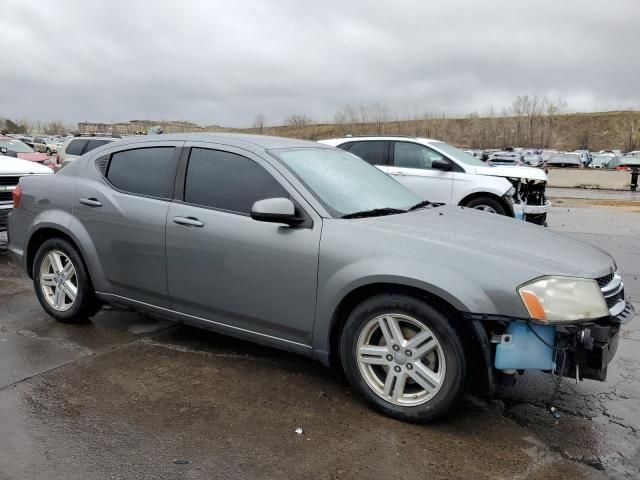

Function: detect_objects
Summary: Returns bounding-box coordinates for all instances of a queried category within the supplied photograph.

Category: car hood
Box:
[0,155,53,174]
[16,152,49,162]
[472,164,547,182]
[345,206,613,280]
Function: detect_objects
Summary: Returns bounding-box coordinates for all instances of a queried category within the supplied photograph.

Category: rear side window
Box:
[347,141,388,165]
[66,139,88,155]
[184,148,288,214]
[86,139,109,152]
[106,147,177,199]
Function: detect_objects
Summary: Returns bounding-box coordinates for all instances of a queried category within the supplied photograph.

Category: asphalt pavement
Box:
[0,200,638,479]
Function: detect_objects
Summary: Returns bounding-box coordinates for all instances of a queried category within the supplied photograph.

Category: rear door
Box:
[388,141,454,203]
[165,143,321,346]
[73,141,182,306]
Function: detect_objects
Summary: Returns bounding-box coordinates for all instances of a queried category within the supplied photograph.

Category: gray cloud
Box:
[1,0,638,126]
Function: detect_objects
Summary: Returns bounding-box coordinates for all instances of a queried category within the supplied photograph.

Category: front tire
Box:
[340,294,465,423]
[463,196,507,216]
[33,238,100,323]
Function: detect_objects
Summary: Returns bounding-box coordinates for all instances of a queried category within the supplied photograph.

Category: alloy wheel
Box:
[39,250,78,312]
[356,314,446,406]
[473,205,497,213]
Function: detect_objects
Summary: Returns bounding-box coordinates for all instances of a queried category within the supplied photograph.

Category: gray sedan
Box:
[7,133,633,422]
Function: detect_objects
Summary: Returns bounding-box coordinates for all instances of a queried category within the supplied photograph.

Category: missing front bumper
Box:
[493,302,634,382]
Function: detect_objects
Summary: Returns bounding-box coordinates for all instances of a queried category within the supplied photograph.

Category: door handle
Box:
[79,197,102,207]
[389,170,406,175]
[173,216,204,227]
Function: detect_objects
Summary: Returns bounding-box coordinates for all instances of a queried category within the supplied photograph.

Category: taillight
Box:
[616,166,630,171]
[12,184,22,209]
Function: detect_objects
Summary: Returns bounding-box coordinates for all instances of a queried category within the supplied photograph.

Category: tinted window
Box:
[347,141,388,165]
[107,147,177,198]
[86,139,109,152]
[184,148,288,214]
[66,139,88,155]
[393,142,447,169]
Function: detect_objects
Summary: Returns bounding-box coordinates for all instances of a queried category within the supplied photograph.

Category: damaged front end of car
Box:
[507,178,551,226]
[468,271,634,392]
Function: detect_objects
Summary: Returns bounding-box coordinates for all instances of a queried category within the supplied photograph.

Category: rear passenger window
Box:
[86,139,108,152]
[106,147,177,199]
[347,141,388,165]
[184,148,288,214]
[66,139,88,155]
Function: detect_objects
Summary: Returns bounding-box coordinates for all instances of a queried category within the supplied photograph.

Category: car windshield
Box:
[0,139,34,153]
[430,141,486,166]
[274,148,421,218]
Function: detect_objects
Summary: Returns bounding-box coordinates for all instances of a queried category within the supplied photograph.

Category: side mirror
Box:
[432,158,452,171]
[251,198,304,226]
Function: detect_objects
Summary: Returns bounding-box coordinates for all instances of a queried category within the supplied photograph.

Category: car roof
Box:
[108,133,329,151]
[320,136,441,146]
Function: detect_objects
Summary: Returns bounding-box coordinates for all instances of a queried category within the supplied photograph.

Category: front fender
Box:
[452,174,512,206]
[312,256,498,353]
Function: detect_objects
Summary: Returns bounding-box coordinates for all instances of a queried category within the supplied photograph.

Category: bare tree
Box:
[541,97,567,147]
[252,113,266,134]
[284,114,312,127]
[370,102,389,135]
[43,120,67,135]
[12,118,33,134]
[615,116,640,152]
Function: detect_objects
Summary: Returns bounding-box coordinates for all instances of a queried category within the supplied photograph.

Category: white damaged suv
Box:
[320,137,551,225]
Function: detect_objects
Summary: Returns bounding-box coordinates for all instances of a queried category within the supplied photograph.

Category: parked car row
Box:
[6,133,633,423]
[1,134,123,170]
[465,147,640,170]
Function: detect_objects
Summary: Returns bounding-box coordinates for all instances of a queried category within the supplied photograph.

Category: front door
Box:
[165,144,321,346]
[381,141,454,204]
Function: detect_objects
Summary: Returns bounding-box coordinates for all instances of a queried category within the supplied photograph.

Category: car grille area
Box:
[0,176,20,187]
[597,271,626,317]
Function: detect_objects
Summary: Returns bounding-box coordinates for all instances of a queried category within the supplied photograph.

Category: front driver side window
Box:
[393,142,447,170]
[184,148,288,214]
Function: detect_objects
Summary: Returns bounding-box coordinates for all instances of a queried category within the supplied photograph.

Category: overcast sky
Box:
[1,0,638,127]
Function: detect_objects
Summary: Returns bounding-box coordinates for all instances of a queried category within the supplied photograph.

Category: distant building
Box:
[77,120,218,135]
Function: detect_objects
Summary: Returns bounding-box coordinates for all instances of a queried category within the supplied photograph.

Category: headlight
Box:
[518,276,608,322]
[505,186,516,198]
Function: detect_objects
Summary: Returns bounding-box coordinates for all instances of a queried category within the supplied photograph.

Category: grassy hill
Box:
[231,110,640,152]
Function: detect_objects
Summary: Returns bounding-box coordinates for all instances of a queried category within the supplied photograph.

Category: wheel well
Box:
[459,192,513,216]
[328,283,492,394]
[26,228,78,279]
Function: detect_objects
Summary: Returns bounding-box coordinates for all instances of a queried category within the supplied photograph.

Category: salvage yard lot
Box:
[1,201,639,479]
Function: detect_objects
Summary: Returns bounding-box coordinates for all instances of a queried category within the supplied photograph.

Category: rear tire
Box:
[33,238,100,324]
[463,196,507,216]
[340,294,466,423]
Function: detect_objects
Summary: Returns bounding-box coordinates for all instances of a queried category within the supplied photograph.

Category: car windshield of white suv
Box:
[274,148,421,218]
[0,139,34,153]
[431,141,486,166]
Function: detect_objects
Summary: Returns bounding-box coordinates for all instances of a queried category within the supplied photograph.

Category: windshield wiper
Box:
[341,207,407,219]
[408,200,433,211]
[408,200,444,211]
